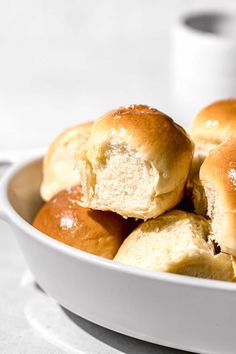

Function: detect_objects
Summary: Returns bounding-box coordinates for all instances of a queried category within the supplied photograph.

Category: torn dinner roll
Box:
[77,105,193,219]
[114,210,235,281]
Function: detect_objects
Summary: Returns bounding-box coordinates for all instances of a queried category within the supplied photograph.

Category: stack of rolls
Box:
[33,102,236,282]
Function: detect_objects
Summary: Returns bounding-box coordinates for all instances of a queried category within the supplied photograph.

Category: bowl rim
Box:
[1,155,236,292]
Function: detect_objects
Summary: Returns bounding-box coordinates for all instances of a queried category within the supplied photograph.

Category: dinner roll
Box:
[115,210,235,281]
[41,122,93,201]
[193,138,236,257]
[77,105,193,219]
[33,185,128,259]
[190,98,236,178]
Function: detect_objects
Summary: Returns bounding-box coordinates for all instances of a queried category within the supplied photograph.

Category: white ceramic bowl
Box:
[1,156,236,354]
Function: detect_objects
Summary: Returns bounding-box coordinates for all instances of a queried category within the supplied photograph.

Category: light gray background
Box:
[1,1,236,353]
[0,0,236,150]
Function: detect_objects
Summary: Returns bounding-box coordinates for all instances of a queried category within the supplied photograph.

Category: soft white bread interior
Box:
[192,175,208,216]
[114,210,235,281]
[193,138,236,257]
[189,98,236,184]
[41,122,93,201]
[77,105,193,219]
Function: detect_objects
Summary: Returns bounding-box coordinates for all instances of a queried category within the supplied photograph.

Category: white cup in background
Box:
[171,11,236,126]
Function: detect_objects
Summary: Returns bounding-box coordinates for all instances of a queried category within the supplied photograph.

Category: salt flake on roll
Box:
[77,104,194,219]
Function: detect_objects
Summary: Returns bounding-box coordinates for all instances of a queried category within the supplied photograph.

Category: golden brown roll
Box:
[77,104,193,219]
[193,138,236,257]
[33,185,128,259]
[190,98,236,178]
[115,210,235,281]
[41,122,93,201]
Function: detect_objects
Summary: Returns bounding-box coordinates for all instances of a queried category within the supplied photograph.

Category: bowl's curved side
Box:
[1,156,236,353]
[10,221,236,354]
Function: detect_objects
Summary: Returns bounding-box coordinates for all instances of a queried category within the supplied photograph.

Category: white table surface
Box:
[1,1,236,353]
